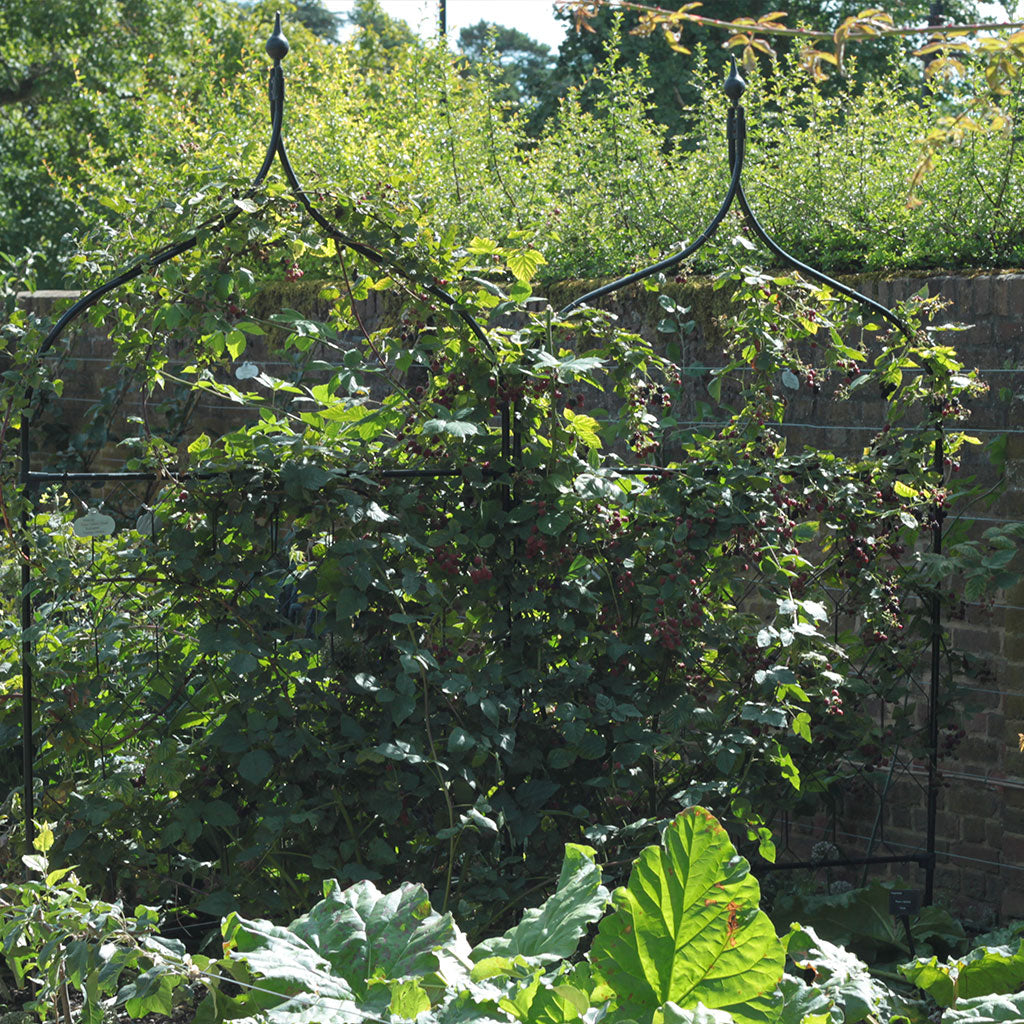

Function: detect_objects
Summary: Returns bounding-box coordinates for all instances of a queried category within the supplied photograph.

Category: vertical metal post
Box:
[925,427,944,904]
[439,0,447,38]
[20,423,35,855]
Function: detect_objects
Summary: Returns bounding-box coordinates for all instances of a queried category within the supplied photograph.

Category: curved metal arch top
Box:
[32,13,492,384]
[557,59,912,341]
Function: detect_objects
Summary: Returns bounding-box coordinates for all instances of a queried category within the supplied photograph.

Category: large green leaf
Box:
[118,966,178,1018]
[473,844,609,964]
[775,976,836,1024]
[943,992,1024,1023]
[900,941,1024,1008]
[501,971,589,1024]
[657,1003,739,1024]
[423,418,481,439]
[227,879,470,1005]
[223,912,358,1014]
[785,925,886,1023]
[293,879,469,992]
[505,249,546,282]
[590,807,784,1024]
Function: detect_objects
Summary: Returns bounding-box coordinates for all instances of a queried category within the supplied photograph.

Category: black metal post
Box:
[925,427,944,904]
[439,0,447,38]
[20,417,34,855]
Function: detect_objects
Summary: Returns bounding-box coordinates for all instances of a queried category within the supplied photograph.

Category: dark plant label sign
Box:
[889,889,923,916]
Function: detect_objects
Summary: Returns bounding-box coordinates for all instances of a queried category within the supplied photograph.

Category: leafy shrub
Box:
[61,18,1024,287]
[2,158,1009,932]
[16,807,1024,1024]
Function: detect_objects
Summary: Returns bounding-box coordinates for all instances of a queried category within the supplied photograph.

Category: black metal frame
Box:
[17,17,942,901]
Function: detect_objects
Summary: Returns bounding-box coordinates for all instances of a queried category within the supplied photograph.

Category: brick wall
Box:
[16,271,1024,922]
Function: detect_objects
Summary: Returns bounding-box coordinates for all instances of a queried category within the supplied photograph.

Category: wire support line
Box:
[777,421,1023,436]
[32,351,1024,379]
[949,515,1024,526]
[759,853,926,872]
[958,600,1024,612]
[611,418,1024,437]
[845,756,1024,795]
[959,684,1020,697]
[789,821,1015,873]
[26,467,473,484]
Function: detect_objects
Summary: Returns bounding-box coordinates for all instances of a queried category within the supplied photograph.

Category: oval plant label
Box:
[73,511,116,538]
[135,511,161,536]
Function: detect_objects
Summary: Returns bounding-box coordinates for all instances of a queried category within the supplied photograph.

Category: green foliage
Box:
[0,0,255,285]
[472,844,608,963]
[457,21,554,113]
[0,848,200,1021]
[901,939,1024,1009]
[783,924,908,1024]
[4,13,1022,970]
[772,881,967,965]
[0,809,788,1024]
[343,0,419,50]
[543,0,983,137]
[943,992,1024,1023]
[16,10,1024,288]
[21,808,1024,1024]
[2,149,1009,931]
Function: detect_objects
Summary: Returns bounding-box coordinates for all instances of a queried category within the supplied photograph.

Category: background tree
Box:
[288,0,343,41]
[343,0,419,52]
[540,0,983,143]
[457,20,555,117]
[0,0,250,286]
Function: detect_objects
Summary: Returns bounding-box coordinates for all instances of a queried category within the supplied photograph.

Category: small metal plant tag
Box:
[72,510,116,538]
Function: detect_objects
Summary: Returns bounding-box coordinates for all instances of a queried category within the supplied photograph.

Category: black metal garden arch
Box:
[17,13,943,904]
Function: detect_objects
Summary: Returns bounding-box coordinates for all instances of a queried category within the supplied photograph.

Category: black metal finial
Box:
[266,12,289,62]
[724,57,746,105]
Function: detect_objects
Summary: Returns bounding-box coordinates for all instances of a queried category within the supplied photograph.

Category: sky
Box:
[322,1,1020,52]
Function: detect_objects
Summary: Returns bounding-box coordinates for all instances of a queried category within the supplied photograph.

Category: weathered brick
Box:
[935,810,961,841]
[955,840,1002,867]
[993,274,1024,317]
[1000,804,1024,834]
[952,625,1002,656]
[948,787,1002,818]
[967,603,1007,629]
[988,819,1006,848]
[1001,833,1024,870]
[996,319,1023,346]
[936,276,959,306]
[990,713,1011,741]
[1001,784,1024,810]
[1005,633,1024,663]
[1000,885,1024,921]
[962,815,990,843]
[962,867,992,898]
[954,320,992,349]
[961,275,993,317]
[983,875,1004,910]
[957,737,1002,765]
[935,863,962,892]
